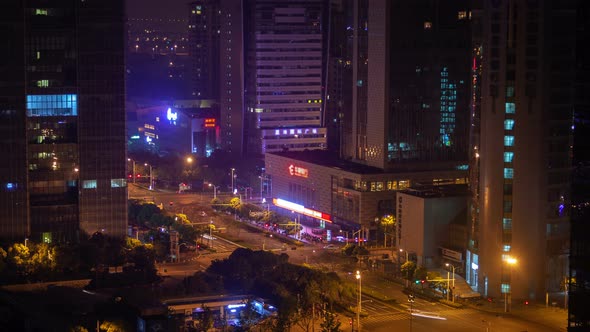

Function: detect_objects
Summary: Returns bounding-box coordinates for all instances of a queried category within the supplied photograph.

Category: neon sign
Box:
[204,118,215,128]
[273,198,331,222]
[288,164,308,178]
[166,107,178,124]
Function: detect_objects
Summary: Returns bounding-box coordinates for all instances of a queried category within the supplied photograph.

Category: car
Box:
[323,244,339,250]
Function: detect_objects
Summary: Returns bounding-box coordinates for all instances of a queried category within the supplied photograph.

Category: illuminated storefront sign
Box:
[204,118,216,128]
[166,107,178,124]
[288,164,308,178]
[273,198,331,222]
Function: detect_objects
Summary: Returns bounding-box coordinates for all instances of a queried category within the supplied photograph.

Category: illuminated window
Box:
[502,218,512,231]
[505,102,515,114]
[424,21,432,29]
[504,119,514,130]
[26,94,77,117]
[82,180,97,189]
[37,80,49,88]
[111,179,126,188]
[398,180,410,190]
[506,86,515,97]
[458,11,467,19]
[504,135,514,147]
[35,9,48,15]
[504,152,514,163]
[503,244,511,252]
[503,168,514,179]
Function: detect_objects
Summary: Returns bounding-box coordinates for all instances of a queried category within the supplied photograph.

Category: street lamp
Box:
[339,229,349,243]
[208,183,220,199]
[400,248,409,287]
[127,158,136,183]
[259,174,265,201]
[231,168,236,194]
[209,220,213,249]
[144,163,153,190]
[504,256,518,312]
[445,263,456,302]
[356,270,362,332]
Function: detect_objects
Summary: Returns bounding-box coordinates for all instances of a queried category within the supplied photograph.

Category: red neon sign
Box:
[204,118,216,128]
[288,164,308,178]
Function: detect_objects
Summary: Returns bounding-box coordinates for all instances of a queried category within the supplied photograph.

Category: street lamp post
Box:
[445,263,456,302]
[209,183,220,199]
[400,248,409,287]
[128,158,136,184]
[356,270,362,332]
[339,230,349,243]
[505,256,517,312]
[209,220,213,249]
[144,163,153,190]
[231,168,236,194]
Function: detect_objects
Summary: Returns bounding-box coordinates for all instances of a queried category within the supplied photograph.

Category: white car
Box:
[323,244,339,250]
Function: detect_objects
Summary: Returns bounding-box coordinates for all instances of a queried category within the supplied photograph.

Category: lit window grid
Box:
[26,94,77,117]
[440,68,457,146]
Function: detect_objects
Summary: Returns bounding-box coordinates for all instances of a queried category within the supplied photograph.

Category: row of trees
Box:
[203,248,351,331]
[0,233,158,286]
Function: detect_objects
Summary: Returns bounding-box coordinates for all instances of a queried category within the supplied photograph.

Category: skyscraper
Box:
[344,0,472,171]
[568,0,590,329]
[469,0,575,302]
[0,0,127,242]
[188,0,244,155]
[244,0,328,156]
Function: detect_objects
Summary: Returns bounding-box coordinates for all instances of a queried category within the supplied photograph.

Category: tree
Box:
[70,326,89,332]
[401,261,417,283]
[377,215,396,247]
[320,310,342,332]
[99,321,126,332]
[0,247,7,275]
[195,304,214,331]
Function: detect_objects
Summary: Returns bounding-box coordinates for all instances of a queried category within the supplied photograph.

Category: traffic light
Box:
[524,300,529,305]
[349,318,353,326]
[415,280,420,284]
[421,280,425,284]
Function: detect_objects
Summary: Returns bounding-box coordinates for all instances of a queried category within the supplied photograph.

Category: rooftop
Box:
[268,150,466,175]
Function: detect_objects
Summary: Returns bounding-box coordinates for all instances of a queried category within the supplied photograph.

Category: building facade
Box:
[0,0,128,242]
[188,0,245,155]
[245,0,328,156]
[470,0,575,302]
[344,0,472,171]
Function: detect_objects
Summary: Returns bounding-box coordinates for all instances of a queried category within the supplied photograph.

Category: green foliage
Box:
[99,320,126,332]
[206,248,352,329]
[415,265,428,281]
[70,326,89,332]
[320,310,342,332]
[342,244,369,257]
[401,261,417,281]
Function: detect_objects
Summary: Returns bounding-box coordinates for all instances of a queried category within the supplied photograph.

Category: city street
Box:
[130,185,567,332]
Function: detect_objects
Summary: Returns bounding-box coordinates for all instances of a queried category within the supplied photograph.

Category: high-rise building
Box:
[244,0,328,156]
[265,0,472,252]
[343,0,471,171]
[324,0,353,156]
[0,0,127,242]
[568,0,590,329]
[188,0,244,155]
[469,0,575,302]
